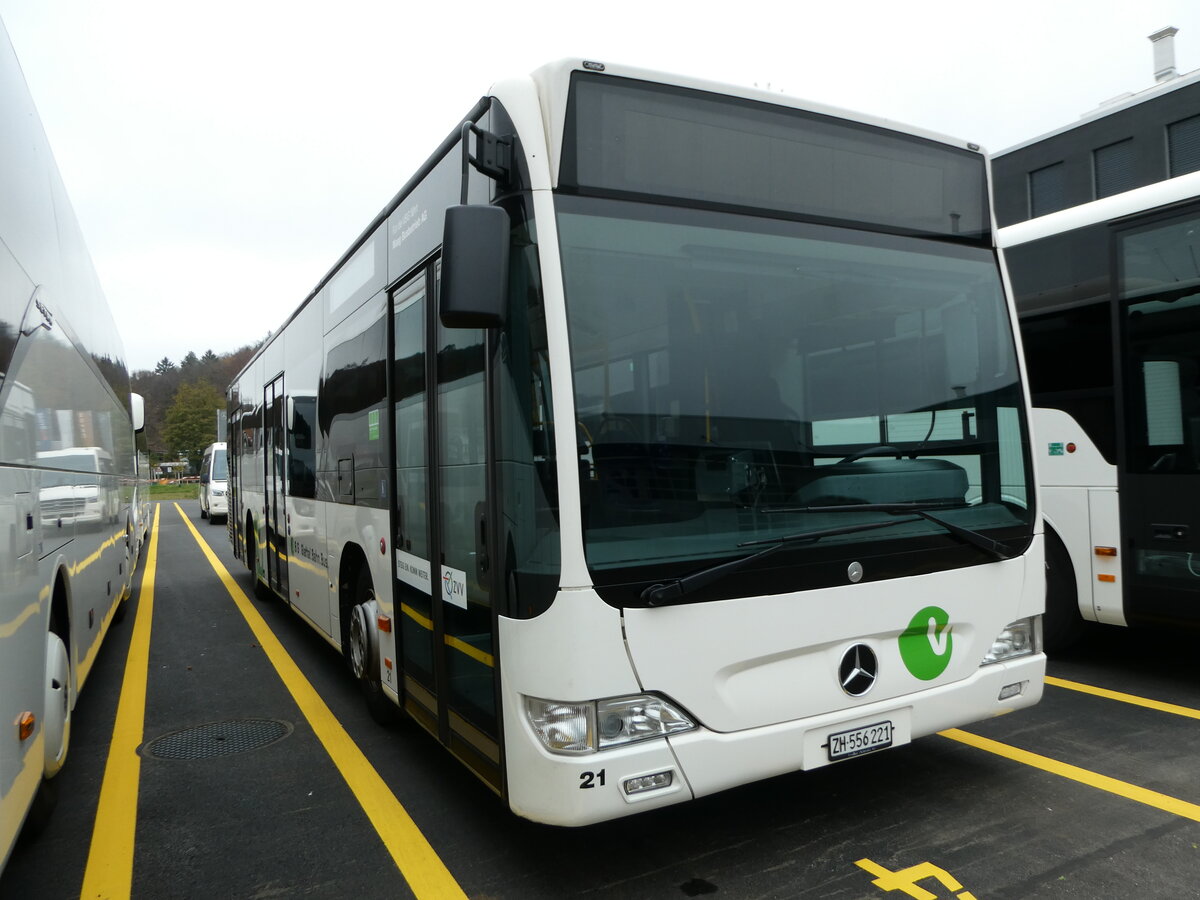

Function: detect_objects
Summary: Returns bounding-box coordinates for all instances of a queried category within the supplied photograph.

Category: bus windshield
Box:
[557,196,1034,604]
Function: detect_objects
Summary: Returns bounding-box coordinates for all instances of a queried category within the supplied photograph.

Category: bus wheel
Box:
[1045,529,1085,651]
[348,569,395,725]
[43,629,72,778]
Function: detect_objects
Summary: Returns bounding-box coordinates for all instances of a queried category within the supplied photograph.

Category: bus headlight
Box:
[981,616,1041,665]
[525,694,696,755]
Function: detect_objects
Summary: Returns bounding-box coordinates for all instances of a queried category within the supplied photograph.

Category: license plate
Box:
[827,720,893,762]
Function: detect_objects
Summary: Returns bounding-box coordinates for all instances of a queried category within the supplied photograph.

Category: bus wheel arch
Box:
[1044,525,1085,651]
[44,572,73,779]
[113,518,133,624]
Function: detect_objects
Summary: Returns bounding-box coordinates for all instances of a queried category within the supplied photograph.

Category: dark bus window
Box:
[288,397,317,498]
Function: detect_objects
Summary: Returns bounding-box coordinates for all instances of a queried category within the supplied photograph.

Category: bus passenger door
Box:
[433,291,498,787]
[391,267,500,791]
[393,279,438,728]
[1117,211,1200,625]
[264,375,288,598]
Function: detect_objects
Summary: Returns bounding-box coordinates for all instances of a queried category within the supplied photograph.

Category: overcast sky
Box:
[2,0,1199,373]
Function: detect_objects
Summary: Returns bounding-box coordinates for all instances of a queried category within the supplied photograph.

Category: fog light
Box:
[998,681,1025,701]
[624,771,673,795]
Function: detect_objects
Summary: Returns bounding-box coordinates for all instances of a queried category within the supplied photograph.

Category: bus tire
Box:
[348,568,395,725]
[1044,528,1085,651]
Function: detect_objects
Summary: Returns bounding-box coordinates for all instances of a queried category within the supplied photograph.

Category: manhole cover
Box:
[142,719,292,760]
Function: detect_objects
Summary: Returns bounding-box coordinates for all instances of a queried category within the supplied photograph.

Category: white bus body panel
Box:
[1,17,135,871]
[624,553,1040,733]
[1,462,45,870]
[1032,407,1126,626]
[502,550,1045,826]
[285,495,331,634]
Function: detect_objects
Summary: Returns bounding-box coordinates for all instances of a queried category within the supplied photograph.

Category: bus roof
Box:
[998,169,1200,248]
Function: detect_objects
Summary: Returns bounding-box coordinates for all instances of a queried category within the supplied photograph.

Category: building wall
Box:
[993,77,1200,227]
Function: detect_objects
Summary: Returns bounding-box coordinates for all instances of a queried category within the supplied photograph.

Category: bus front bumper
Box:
[504,653,1045,827]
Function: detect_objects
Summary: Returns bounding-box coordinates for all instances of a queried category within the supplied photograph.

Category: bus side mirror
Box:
[440,205,509,329]
[131,392,145,434]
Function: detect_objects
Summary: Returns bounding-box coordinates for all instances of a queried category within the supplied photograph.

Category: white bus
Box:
[0,17,145,874]
[229,59,1045,826]
[1000,170,1200,646]
[199,441,228,523]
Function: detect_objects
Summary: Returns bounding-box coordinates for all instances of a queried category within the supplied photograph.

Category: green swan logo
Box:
[899,606,953,680]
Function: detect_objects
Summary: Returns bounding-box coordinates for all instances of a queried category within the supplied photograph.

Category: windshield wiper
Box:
[798,501,1016,561]
[639,517,921,607]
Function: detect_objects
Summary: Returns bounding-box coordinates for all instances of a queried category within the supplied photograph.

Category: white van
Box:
[199,442,228,523]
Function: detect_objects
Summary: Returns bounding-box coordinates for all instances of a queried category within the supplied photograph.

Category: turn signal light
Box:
[377,615,392,633]
[1098,574,1117,583]
[17,712,35,741]
[1094,546,1118,557]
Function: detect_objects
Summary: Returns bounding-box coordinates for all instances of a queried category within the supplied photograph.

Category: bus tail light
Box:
[525,694,696,755]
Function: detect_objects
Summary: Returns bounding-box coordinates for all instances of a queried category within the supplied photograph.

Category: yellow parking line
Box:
[81,504,160,898]
[174,504,466,899]
[1045,675,1200,720]
[940,727,1200,823]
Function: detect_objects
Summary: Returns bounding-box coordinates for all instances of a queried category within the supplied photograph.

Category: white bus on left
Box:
[0,16,144,875]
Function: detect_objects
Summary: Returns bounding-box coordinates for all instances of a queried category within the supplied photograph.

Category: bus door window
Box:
[264,375,288,597]
[1120,213,1200,473]
[435,287,495,742]
[392,277,436,711]
[1118,210,1200,589]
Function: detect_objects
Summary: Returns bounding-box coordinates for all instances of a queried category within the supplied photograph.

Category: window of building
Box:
[1168,114,1200,177]
[1029,162,1066,218]
[1093,138,1137,199]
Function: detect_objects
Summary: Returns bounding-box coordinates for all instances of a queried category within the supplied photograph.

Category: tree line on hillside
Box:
[132,345,259,473]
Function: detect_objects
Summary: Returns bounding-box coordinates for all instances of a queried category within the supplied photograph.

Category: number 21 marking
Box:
[579,769,606,789]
